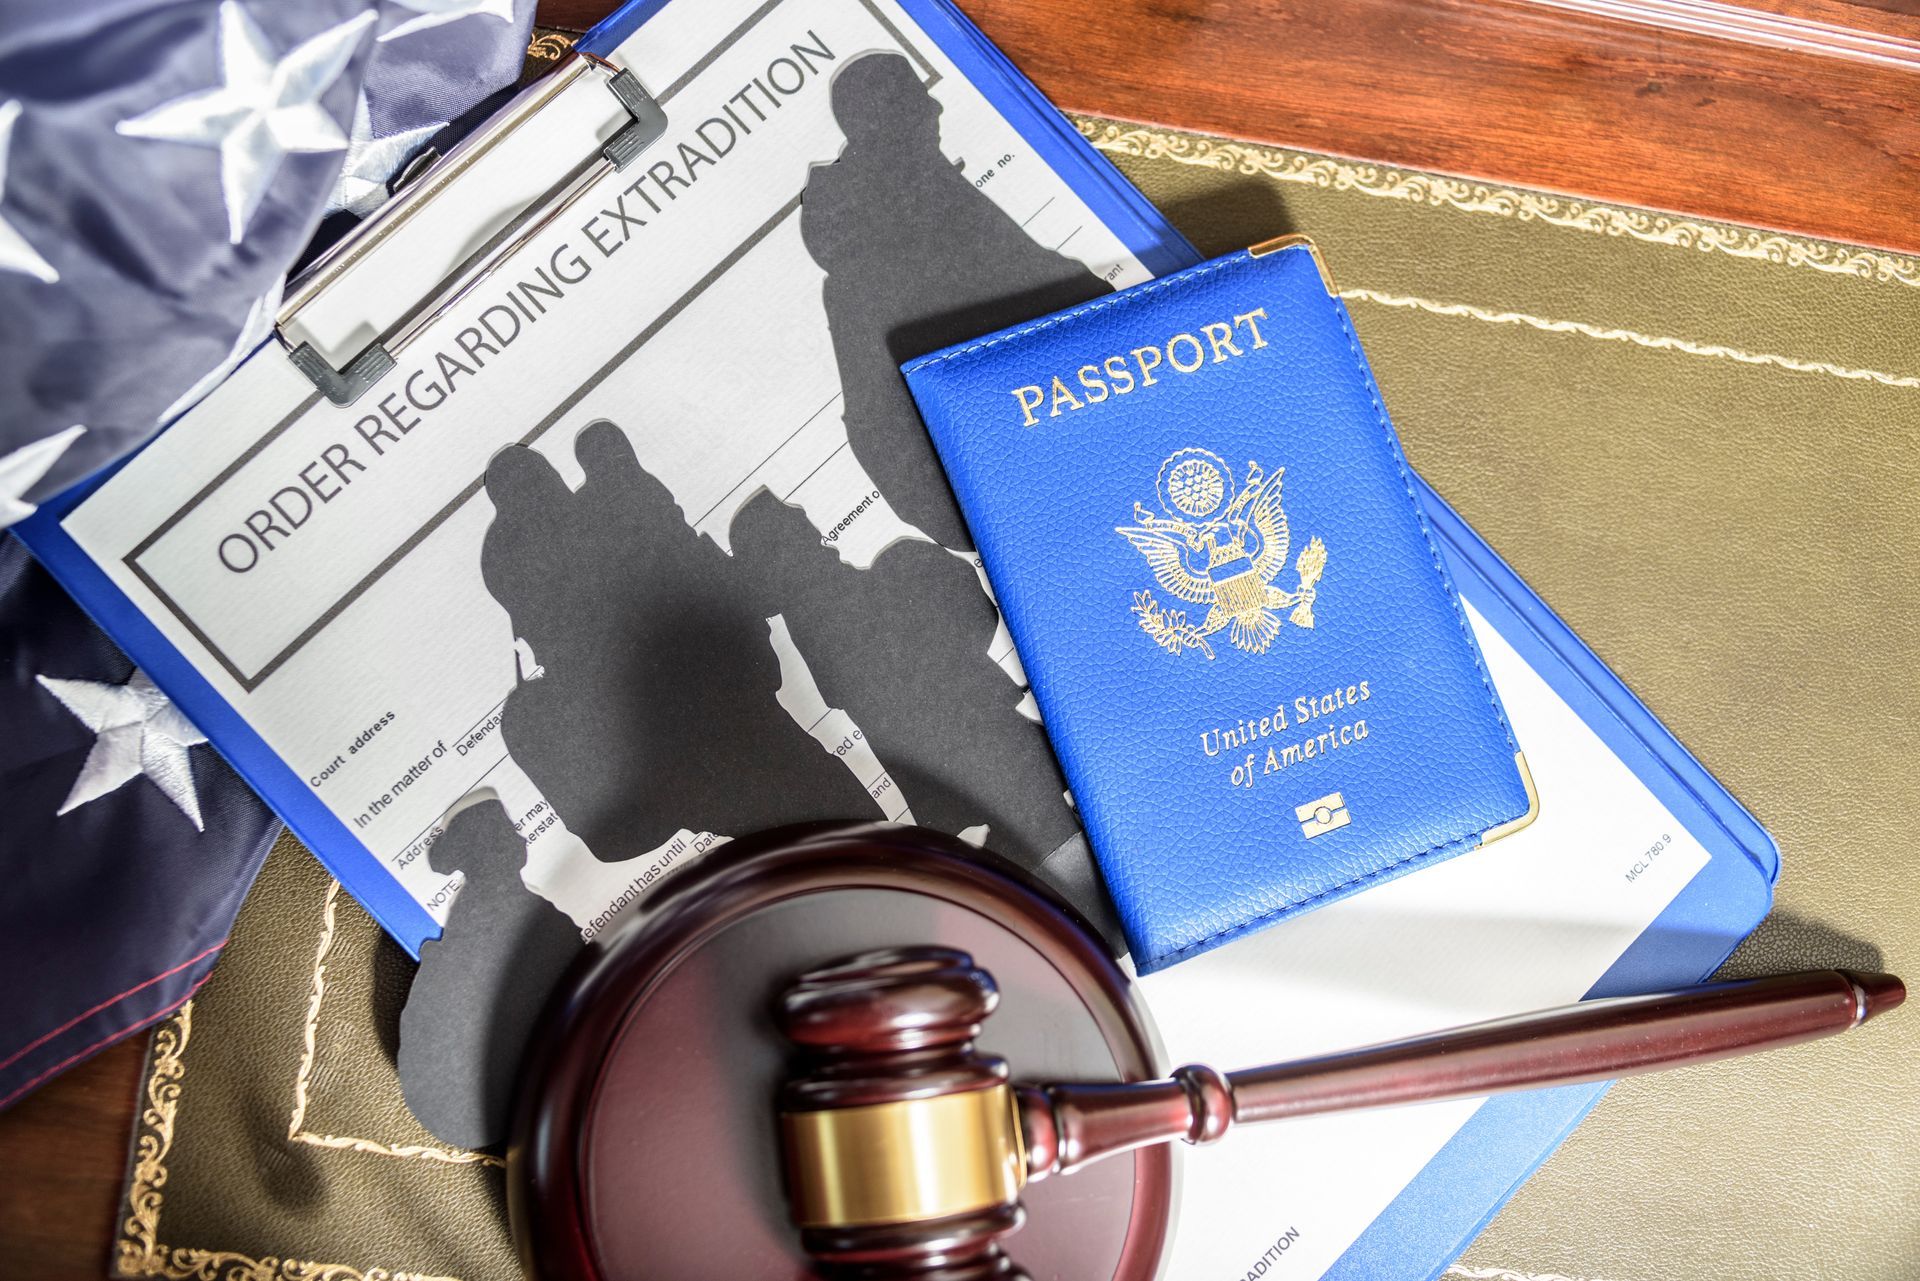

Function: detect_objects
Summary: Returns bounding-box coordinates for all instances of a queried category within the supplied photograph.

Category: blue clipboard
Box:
[11,0,1199,958]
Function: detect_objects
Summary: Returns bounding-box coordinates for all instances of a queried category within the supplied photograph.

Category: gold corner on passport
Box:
[1249,234,1338,296]
[1481,752,1541,846]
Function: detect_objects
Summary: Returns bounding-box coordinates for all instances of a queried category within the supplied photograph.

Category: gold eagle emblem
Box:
[1117,448,1326,660]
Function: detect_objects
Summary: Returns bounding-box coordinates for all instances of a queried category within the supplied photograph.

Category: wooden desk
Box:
[1,2,1911,1277]
[958,0,1920,254]
[0,1039,145,1278]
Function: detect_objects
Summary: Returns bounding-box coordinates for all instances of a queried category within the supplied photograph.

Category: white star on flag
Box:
[38,669,210,831]
[0,424,84,527]
[0,100,59,283]
[116,2,375,245]
[327,92,443,219]
[380,0,517,44]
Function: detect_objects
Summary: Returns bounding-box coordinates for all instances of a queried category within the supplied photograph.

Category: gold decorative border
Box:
[1340,287,1920,389]
[1079,122,1920,289]
[288,882,503,1169]
[525,31,572,63]
[116,1003,460,1281]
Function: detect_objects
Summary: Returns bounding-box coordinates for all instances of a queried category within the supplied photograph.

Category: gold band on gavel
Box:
[781,1083,1028,1228]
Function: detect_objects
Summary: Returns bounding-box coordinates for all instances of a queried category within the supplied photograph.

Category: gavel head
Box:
[508,826,1169,1281]
[777,946,1031,1279]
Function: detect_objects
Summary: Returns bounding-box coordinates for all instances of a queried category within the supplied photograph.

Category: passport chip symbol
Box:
[1296,792,1351,838]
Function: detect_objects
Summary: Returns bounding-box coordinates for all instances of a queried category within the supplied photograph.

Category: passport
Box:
[901,238,1537,972]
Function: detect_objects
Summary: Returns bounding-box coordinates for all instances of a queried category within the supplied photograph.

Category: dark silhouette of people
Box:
[398,799,582,1150]
[730,490,1078,871]
[478,420,878,864]
[398,48,1138,1140]
[401,422,880,1147]
[801,52,1113,550]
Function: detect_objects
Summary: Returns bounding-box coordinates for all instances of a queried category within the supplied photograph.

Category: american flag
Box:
[0,0,535,1106]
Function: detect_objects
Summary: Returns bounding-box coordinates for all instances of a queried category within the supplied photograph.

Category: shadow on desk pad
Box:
[116,119,1919,1281]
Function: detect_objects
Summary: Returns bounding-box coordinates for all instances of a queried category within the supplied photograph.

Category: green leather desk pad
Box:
[114,119,1920,1281]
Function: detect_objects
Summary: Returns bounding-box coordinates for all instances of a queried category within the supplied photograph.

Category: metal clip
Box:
[284,53,668,407]
[594,56,669,170]
[288,341,397,408]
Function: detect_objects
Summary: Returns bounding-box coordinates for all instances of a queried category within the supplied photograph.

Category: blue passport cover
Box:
[903,241,1534,971]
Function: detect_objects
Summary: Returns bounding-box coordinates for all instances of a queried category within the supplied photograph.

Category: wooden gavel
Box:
[775,946,1903,1280]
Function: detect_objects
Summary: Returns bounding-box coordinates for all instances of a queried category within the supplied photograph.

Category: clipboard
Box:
[16,0,1199,955]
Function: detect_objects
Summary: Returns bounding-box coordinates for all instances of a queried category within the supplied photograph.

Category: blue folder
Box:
[14,1,1775,1275]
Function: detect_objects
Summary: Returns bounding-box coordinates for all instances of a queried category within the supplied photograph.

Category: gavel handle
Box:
[1018,969,1903,1179]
